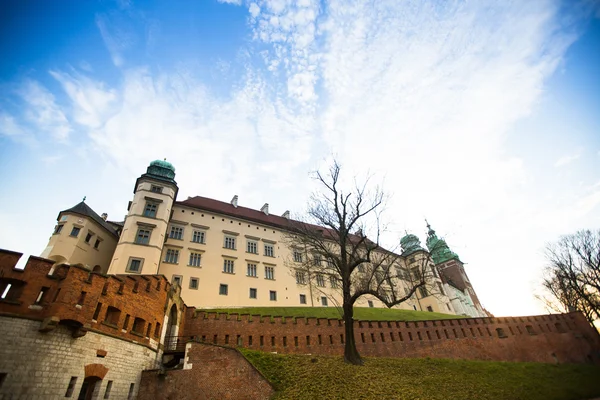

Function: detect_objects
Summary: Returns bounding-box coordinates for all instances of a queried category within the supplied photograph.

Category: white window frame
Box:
[265,266,275,280]
[321,296,328,306]
[192,230,206,244]
[172,275,183,286]
[135,228,152,245]
[223,259,235,274]
[316,274,325,287]
[247,263,257,277]
[164,249,179,264]
[224,236,236,250]
[126,258,143,273]
[295,270,306,285]
[189,252,202,267]
[143,202,158,218]
[264,244,274,257]
[247,240,258,254]
[293,251,303,263]
[169,226,184,240]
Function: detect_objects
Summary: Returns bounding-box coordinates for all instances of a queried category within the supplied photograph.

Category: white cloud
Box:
[555,151,581,167]
[0,113,26,137]
[17,80,71,142]
[2,1,598,317]
[218,0,243,5]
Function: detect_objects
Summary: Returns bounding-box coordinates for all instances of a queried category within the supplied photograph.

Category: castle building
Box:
[40,160,482,316]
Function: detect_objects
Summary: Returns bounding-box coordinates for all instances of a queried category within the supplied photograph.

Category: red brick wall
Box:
[182,311,600,364]
[138,343,274,400]
[0,249,173,348]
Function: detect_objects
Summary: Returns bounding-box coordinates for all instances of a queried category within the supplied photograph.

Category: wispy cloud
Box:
[17,80,71,142]
[1,0,597,316]
[555,151,581,167]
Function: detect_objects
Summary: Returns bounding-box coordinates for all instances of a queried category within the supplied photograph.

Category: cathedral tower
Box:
[108,160,178,275]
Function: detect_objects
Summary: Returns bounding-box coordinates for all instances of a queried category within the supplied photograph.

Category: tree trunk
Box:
[343,301,363,365]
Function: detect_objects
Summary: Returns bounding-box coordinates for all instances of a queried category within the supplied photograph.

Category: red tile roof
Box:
[176,196,296,230]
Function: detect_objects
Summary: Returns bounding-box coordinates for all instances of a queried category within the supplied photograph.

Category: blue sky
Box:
[1,0,599,317]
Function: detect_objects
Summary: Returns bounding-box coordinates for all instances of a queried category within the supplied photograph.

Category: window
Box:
[427,306,434,312]
[127,383,135,400]
[189,277,199,290]
[247,240,258,254]
[329,275,339,289]
[224,236,236,249]
[368,300,374,308]
[172,275,182,286]
[412,268,422,281]
[34,287,49,305]
[70,226,81,237]
[313,254,322,266]
[437,282,445,296]
[135,228,151,245]
[219,284,228,296]
[164,249,179,264]
[94,238,101,249]
[103,381,113,399]
[299,294,307,304]
[293,251,303,262]
[357,265,365,272]
[249,288,257,299]
[316,274,325,287]
[247,263,257,277]
[65,376,77,397]
[269,290,277,301]
[295,270,306,284]
[265,266,275,280]
[150,185,163,193]
[192,230,205,244]
[223,259,235,274]
[418,286,428,298]
[189,252,202,267]
[321,296,328,306]
[54,224,64,234]
[132,317,146,334]
[169,226,184,240]
[105,306,121,326]
[127,258,143,273]
[85,232,93,243]
[143,202,158,218]
[264,244,274,257]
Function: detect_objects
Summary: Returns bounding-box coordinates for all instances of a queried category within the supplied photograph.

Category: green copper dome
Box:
[425,221,460,264]
[146,159,176,182]
[400,233,424,255]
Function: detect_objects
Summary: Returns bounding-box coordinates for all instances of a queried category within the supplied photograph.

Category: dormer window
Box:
[150,185,163,193]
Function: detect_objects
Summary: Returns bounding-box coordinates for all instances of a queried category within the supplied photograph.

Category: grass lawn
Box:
[241,350,600,400]
[196,306,462,321]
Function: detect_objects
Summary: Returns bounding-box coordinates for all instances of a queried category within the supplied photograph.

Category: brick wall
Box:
[0,317,157,399]
[139,342,274,400]
[0,249,173,349]
[183,310,600,364]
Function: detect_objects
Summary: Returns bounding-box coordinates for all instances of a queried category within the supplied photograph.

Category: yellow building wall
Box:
[40,214,117,272]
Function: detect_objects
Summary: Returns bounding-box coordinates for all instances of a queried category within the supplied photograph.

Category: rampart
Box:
[183,308,600,364]
[0,248,174,349]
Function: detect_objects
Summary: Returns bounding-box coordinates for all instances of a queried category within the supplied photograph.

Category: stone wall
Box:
[0,317,157,399]
[139,342,274,400]
[183,310,600,364]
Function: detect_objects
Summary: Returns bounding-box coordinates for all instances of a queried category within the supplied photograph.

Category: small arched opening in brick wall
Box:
[78,364,108,400]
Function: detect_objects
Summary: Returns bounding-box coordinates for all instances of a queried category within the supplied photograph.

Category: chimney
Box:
[231,195,238,208]
[261,203,269,215]
[101,213,108,221]
[282,210,290,219]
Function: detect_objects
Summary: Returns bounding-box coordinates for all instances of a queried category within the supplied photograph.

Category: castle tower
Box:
[108,160,178,275]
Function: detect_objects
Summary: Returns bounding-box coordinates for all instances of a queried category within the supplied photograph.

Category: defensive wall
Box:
[0,248,185,399]
[182,309,600,364]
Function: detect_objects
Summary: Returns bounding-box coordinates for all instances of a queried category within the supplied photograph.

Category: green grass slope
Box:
[196,306,462,321]
[241,350,600,400]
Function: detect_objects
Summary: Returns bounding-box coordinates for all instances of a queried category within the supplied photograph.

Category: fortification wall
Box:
[139,342,274,400]
[0,317,157,399]
[183,309,600,364]
[0,249,173,349]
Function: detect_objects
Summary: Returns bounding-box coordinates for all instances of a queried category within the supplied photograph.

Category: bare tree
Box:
[539,230,600,328]
[284,161,441,365]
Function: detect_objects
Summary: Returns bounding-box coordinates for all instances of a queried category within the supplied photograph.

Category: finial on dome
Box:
[83,196,86,202]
